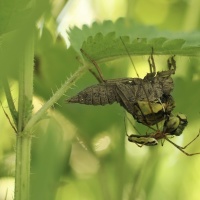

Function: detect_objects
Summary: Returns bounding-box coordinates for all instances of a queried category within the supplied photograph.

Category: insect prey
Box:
[126,113,200,156]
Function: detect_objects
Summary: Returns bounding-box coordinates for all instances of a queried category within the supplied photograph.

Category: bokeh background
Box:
[1,0,200,199]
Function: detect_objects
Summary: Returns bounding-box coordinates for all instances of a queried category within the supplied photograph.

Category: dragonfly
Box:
[126,113,200,156]
[67,38,200,155]
[67,38,176,126]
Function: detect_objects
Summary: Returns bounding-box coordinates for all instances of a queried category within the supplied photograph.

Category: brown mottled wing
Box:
[115,79,175,125]
[67,70,175,125]
[144,69,174,95]
[115,78,164,104]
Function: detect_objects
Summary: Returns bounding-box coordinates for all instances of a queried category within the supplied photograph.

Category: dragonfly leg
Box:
[88,69,103,83]
[148,47,156,74]
[167,55,176,71]
[80,48,105,83]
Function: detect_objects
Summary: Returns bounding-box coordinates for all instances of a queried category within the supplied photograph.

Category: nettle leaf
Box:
[68,18,200,63]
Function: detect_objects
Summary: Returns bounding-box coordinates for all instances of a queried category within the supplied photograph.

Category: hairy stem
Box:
[24,64,88,132]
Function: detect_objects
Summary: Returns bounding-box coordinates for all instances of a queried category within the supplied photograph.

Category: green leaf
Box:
[0,0,51,34]
[69,18,200,62]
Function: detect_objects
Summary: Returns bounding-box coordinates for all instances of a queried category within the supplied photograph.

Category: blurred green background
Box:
[1,0,200,199]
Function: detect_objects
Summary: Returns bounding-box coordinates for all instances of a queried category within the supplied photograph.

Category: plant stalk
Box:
[14,29,34,200]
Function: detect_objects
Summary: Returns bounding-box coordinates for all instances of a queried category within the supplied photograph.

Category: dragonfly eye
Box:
[163,113,188,136]
[177,114,188,125]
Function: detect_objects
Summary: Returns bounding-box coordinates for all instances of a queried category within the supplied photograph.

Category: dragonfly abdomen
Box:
[67,83,121,105]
